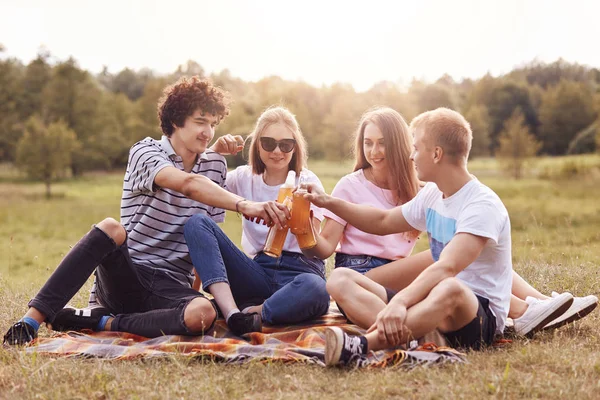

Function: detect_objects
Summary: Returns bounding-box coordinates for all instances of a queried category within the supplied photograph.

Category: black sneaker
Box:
[3,321,38,346]
[324,327,367,366]
[227,312,262,336]
[51,307,111,332]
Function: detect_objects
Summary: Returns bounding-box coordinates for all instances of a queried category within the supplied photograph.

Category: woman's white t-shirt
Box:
[226,165,325,257]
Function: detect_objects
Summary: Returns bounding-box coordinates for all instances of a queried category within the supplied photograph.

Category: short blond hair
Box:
[248,106,308,175]
[410,108,472,160]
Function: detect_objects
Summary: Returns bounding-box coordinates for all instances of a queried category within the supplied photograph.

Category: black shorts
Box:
[442,295,496,350]
[337,287,397,320]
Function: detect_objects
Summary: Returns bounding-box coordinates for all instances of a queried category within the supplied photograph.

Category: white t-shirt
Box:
[323,170,417,260]
[401,179,512,333]
[226,165,325,257]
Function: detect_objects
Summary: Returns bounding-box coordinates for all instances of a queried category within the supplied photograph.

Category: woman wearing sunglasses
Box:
[301,107,597,337]
[184,106,329,336]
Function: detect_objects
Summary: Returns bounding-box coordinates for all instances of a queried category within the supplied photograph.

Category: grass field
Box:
[1,157,599,399]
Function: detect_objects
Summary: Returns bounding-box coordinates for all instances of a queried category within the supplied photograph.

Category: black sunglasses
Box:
[259,137,296,153]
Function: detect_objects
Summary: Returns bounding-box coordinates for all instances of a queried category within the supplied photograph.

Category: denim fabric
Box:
[334,253,393,275]
[185,214,330,325]
[28,226,212,338]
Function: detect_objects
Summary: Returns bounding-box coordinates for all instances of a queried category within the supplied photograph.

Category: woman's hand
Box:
[302,183,331,209]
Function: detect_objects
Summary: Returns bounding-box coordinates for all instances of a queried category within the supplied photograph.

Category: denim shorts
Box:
[334,253,393,275]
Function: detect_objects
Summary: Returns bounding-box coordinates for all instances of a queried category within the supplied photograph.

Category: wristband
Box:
[235,199,246,215]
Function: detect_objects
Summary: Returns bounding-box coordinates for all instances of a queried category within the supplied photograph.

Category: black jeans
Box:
[28,226,213,337]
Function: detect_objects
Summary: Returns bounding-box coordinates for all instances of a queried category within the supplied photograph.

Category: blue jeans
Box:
[184,214,330,325]
[334,253,393,274]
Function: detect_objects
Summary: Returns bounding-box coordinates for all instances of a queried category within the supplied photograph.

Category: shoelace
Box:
[344,335,364,355]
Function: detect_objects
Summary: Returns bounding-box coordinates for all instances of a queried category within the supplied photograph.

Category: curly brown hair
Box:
[157,76,231,136]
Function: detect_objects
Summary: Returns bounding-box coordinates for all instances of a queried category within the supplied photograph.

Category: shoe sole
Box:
[543,301,598,331]
[520,296,574,337]
[324,327,344,366]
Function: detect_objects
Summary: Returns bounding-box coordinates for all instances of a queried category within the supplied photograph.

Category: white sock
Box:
[226,308,240,323]
[242,306,254,314]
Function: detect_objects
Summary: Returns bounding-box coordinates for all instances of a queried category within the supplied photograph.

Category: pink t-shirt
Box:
[323,170,417,260]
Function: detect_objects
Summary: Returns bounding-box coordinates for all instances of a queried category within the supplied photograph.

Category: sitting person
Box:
[303,108,565,365]
[302,106,596,338]
[3,77,289,346]
[184,106,330,332]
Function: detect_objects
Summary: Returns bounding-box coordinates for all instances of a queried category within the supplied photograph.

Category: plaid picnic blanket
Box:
[25,304,465,368]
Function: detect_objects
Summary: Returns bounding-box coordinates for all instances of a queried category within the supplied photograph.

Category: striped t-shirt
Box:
[88,136,226,306]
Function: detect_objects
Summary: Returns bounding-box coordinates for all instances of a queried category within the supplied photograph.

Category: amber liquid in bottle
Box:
[263,197,292,257]
[263,171,296,258]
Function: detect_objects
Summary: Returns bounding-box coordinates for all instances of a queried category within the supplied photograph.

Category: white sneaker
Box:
[543,292,598,331]
[513,293,573,337]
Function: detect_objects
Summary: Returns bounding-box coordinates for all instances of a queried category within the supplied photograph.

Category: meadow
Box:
[0,156,599,399]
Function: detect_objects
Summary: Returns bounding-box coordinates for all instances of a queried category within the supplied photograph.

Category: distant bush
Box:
[536,154,600,179]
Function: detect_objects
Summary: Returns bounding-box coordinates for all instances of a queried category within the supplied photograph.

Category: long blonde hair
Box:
[248,106,308,176]
[354,107,420,205]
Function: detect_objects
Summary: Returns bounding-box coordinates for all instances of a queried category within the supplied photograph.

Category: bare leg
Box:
[509,295,529,319]
[365,250,433,292]
[364,278,479,351]
[512,271,550,300]
[327,268,389,328]
[208,282,240,319]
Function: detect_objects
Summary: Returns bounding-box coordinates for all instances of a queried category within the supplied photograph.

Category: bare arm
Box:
[303,183,414,235]
[389,233,488,309]
[301,217,345,259]
[155,166,290,227]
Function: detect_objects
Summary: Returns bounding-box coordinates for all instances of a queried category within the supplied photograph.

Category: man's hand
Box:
[210,134,244,155]
[368,300,409,347]
[239,200,291,229]
[302,183,331,208]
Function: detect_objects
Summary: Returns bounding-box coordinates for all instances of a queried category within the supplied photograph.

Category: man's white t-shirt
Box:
[226,165,325,257]
[401,179,512,333]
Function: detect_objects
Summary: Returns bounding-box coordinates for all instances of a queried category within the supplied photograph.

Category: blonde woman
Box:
[185,106,329,336]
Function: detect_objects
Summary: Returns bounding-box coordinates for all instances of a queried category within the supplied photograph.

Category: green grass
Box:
[1,159,599,399]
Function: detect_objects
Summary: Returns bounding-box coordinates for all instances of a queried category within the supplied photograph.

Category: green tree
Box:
[463,105,491,158]
[496,110,541,179]
[17,52,51,121]
[410,81,456,113]
[486,81,539,153]
[538,79,597,155]
[16,116,81,198]
[567,122,597,154]
[133,76,168,142]
[0,55,23,161]
[42,58,103,174]
[320,84,363,161]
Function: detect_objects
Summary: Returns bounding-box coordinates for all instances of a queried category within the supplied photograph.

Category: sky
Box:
[1,0,599,91]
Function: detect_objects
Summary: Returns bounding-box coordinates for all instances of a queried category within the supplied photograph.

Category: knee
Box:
[184,214,213,238]
[96,218,126,246]
[326,268,357,301]
[299,274,330,303]
[430,277,468,311]
[183,297,217,334]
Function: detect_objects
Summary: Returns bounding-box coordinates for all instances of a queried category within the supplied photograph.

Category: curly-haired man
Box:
[4,77,289,345]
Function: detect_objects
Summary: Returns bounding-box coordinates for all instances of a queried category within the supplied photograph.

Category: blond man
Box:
[306,108,540,365]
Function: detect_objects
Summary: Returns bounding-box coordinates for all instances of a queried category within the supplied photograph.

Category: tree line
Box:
[1,46,599,193]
